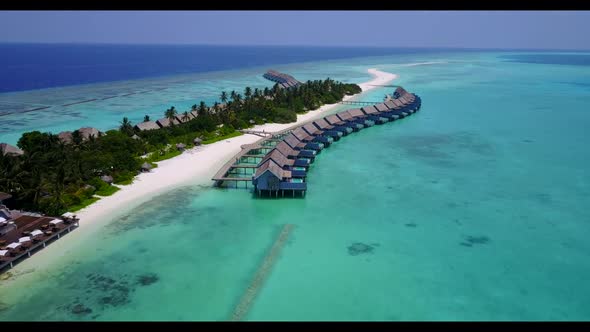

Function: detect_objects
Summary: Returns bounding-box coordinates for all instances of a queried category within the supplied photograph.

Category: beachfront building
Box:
[0,143,24,157]
[57,131,74,144]
[0,207,79,271]
[134,121,160,132]
[78,127,103,141]
[156,117,180,128]
[141,162,153,172]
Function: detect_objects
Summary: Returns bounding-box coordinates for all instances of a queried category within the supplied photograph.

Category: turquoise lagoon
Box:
[1,51,590,320]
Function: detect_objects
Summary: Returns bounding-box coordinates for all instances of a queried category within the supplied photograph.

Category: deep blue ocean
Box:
[0,43,466,93]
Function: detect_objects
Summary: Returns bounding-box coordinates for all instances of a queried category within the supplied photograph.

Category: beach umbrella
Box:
[19,236,31,243]
[6,242,21,249]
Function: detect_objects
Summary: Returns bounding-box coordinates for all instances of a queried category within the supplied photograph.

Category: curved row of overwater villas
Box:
[251,87,422,198]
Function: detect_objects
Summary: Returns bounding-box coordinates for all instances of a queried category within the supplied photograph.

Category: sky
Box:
[0,11,589,50]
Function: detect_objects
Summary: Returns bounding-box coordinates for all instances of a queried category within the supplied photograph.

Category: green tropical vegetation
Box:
[0,79,361,215]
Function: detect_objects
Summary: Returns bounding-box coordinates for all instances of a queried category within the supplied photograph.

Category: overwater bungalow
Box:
[384,100,397,110]
[252,159,306,198]
[134,121,160,131]
[283,133,324,152]
[312,118,347,137]
[260,148,309,171]
[292,127,332,146]
[301,123,338,143]
[275,141,316,160]
[325,114,356,133]
[0,143,24,157]
[337,110,373,129]
[352,107,387,124]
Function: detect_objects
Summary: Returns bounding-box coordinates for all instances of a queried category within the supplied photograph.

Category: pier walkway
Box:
[230,224,295,321]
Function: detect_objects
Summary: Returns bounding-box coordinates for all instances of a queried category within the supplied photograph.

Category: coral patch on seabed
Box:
[348,242,377,256]
[460,235,491,247]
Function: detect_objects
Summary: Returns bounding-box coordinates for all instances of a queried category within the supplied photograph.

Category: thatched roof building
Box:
[57,131,73,144]
[141,162,153,172]
[134,121,160,131]
[0,143,24,157]
[100,175,114,184]
[78,127,102,141]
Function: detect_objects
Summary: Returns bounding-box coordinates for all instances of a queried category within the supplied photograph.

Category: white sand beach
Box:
[4,68,398,275]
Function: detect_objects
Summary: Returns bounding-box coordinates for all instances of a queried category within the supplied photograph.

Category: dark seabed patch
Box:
[348,242,377,256]
[136,273,159,286]
[404,223,417,228]
[395,131,494,167]
[106,187,200,233]
[460,235,491,247]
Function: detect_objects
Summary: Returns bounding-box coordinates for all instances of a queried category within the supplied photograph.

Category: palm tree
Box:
[230,90,237,102]
[143,115,150,122]
[182,111,191,122]
[263,87,270,96]
[165,106,177,122]
[244,86,252,100]
[119,117,133,135]
[220,91,228,103]
[191,104,197,112]
[198,101,207,116]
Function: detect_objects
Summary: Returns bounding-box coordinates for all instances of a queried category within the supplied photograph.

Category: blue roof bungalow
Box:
[351,107,387,125]
[275,141,316,160]
[283,133,324,152]
[292,127,332,147]
[374,103,404,120]
[260,148,309,177]
[325,114,357,133]
[312,118,348,137]
[337,110,373,129]
[361,105,398,121]
[252,159,306,198]
[301,123,339,143]
[392,98,414,116]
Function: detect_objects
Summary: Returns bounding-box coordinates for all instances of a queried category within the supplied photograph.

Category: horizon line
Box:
[1,41,589,52]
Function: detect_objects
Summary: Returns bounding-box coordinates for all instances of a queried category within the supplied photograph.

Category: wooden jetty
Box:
[230,224,295,321]
[338,100,384,106]
[239,130,274,138]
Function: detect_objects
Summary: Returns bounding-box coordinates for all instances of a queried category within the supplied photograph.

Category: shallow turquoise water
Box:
[1,51,590,320]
